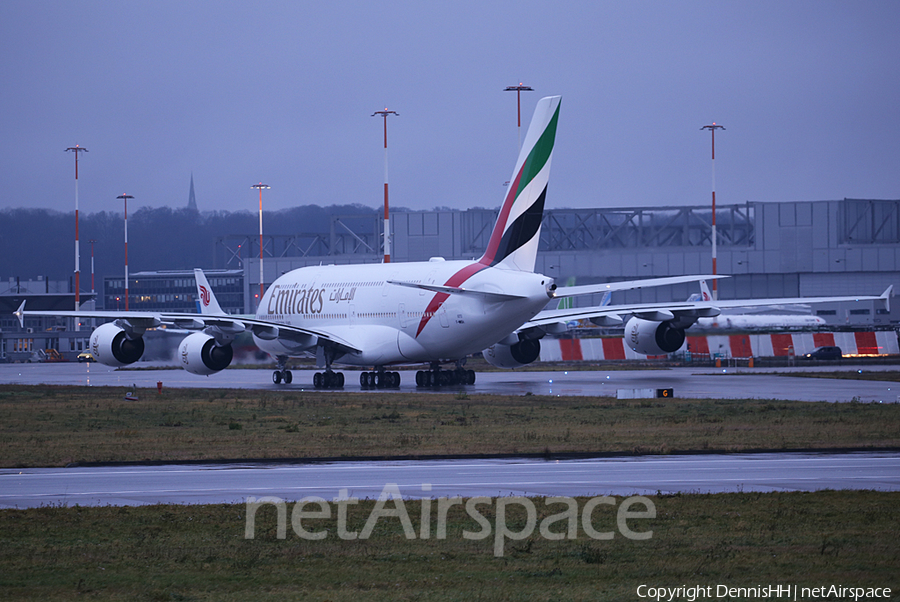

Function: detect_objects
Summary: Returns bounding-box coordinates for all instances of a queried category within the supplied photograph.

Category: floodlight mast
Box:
[701,123,725,300]
[372,108,398,263]
[88,239,97,293]
[504,83,534,151]
[66,145,88,330]
[251,183,270,306]
[116,194,134,310]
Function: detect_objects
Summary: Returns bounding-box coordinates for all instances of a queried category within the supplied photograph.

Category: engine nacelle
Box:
[625,317,686,355]
[482,339,541,369]
[90,322,145,367]
[178,332,234,376]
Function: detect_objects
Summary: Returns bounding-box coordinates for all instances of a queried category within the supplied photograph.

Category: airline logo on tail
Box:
[199,285,211,307]
[479,96,560,271]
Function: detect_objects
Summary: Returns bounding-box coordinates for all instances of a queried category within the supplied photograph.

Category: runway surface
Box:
[1,452,897,509]
[1,361,899,402]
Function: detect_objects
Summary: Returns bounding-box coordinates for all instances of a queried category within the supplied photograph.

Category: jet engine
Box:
[482,338,541,369]
[178,332,234,376]
[625,317,686,355]
[90,322,145,367]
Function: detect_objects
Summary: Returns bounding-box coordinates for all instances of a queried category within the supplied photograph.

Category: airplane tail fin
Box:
[479,95,561,272]
[194,268,226,315]
[699,280,712,302]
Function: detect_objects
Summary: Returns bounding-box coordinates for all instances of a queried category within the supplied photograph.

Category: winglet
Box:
[14,300,25,329]
[194,269,225,315]
[881,285,893,313]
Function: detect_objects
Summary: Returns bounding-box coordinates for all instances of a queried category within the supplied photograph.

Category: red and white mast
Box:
[372,108,398,263]
[66,145,88,329]
[251,183,270,307]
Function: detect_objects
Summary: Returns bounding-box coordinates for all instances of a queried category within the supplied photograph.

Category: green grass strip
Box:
[2,385,899,467]
[1,491,897,601]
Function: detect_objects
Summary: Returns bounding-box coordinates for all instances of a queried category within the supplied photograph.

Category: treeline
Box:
[0,204,378,285]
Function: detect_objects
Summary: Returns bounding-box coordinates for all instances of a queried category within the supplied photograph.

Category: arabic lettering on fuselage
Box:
[265,283,357,316]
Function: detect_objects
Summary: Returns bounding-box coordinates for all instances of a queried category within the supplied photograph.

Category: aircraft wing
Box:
[551,275,727,299]
[13,303,363,354]
[522,285,893,330]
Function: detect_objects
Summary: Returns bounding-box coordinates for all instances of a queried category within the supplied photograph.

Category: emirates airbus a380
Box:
[15,96,891,389]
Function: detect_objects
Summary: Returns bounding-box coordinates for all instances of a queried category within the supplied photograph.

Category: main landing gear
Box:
[360,369,401,389]
[313,370,344,389]
[415,362,476,387]
[313,348,345,389]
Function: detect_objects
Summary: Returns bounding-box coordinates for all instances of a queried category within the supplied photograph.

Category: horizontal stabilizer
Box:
[387,280,526,302]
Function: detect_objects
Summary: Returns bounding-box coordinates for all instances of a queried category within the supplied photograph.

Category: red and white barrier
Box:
[540,331,899,362]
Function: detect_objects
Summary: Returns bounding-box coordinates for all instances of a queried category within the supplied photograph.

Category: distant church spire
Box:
[187,173,198,211]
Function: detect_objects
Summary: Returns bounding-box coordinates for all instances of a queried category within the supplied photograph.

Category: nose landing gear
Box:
[272,356,293,384]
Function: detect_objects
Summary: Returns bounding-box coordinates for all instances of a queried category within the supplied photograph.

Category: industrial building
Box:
[248,199,899,326]
[103,269,244,315]
[0,277,94,362]
[2,198,898,362]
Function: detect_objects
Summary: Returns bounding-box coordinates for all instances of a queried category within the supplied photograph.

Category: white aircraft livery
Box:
[685,280,827,331]
[14,96,891,388]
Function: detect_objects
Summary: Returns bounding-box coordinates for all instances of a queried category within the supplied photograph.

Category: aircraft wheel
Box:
[284,370,293,384]
[391,372,400,388]
[336,372,345,388]
[466,369,476,385]
[313,372,323,388]
[273,371,283,385]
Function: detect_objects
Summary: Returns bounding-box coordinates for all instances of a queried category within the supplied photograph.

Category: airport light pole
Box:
[701,123,725,300]
[88,239,97,294]
[88,239,97,328]
[66,145,88,329]
[372,108,398,263]
[117,194,134,310]
[251,183,270,305]
[504,83,534,152]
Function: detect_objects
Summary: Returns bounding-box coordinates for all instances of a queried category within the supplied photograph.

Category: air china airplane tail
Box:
[14,94,891,390]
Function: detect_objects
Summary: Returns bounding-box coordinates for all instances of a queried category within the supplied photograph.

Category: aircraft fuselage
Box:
[253,259,554,366]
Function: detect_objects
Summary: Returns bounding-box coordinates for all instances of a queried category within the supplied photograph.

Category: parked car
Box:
[77,352,95,363]
[804,346,842,360]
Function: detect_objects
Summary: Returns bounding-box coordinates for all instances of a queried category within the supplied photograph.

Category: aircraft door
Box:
[398,303,408,329]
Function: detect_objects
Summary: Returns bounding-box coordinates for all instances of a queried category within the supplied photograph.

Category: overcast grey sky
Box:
[1,0,897,215]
